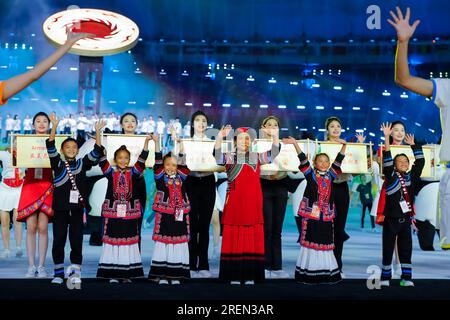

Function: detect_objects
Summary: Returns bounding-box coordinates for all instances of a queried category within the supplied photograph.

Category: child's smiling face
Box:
[115,150,130,170]
[164,156,177,176]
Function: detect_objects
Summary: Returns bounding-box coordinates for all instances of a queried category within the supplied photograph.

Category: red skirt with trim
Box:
[17,169,54,222]
[219,223,265,282]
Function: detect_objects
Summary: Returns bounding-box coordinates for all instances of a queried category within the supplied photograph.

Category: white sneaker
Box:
[190,270,199,278]
[340,272,346,279]
[400,280,414,287]
[25,265,37,278]
[15,249,23,258]
[0,249,11,258]
[36,266,48,278]
[198,270,212,278]
[244,280,255,285]
[109,279,119,284]
[271,270,290,279]
[230,281,240,285]
[159,279,169,285]
[51,277,64,285]
[265,269,272,279]
[380,280,390,287]
[171,280,181,285]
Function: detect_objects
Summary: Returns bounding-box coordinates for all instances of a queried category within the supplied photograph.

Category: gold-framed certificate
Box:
[254,139,314,172]
[103,134,155,167]
[180,138,226,172]
[317,141,372,174]
[381,144,437,178]
[12,134,71,168]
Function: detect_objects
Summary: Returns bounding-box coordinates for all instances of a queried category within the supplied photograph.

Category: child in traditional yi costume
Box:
[148,135,191,285]
[214,125,280,285]
[46,114,105,285]
[283,136,346,284]
[379,123,425,287]
[96,136,152,283]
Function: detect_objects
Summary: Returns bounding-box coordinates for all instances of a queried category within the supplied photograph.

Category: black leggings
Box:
[361,203,375,229]
[261,179,288,271]
[186,175,216,271]
[332,182,350,272]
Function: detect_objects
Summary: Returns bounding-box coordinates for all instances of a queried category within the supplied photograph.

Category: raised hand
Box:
[151,133,159,144]
[49,114,59,126]
[65,27,96,46]
[282,136,297,145]
[356,133,366,144]
[282,136,301,154]
[387,7,421,43]
[94,120,106,132]
[405,133,415,145]
[380,122,393,137]
[219,125,232,138]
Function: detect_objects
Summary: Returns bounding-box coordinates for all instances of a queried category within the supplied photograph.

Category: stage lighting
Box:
[355,86,364,93]
[50,67,57,70]
[349,39,354,43]
[382,90,391,96]
[315,106,324,110]
[112,69,120,73]
[203,103,212,107]
[401,116,408,121]
[372,107,380,111]
[148,102,155,105]
[290,81,298,86]
[70,99,78,103]
[108,101,117,104]
[30,98,39,101]
[241,104,250,108]
[226,74,233,80]
[333,86,342,90]
[387,111,394,115]
[415,122,422,127]
[312,83,320,88]
[297,105,306,109]
[181,70,189,76]
[334,106,342,110]
[128,101,136,105]
[159,39,164,42]
[247,76,255,81]
[51,99,59,102]
[26,66,34,70]
[185,103,193,106]
[268,77,277,84]
[70,67,78,71]
[400,92,409,98]
[260,104,268,109]
[352,107,360,110]
[278,105,286,109]
[369,133,375,137]
[159,69,166,75]
[222,104,231,108]
[429,129,435,133]
[167,102,175,106]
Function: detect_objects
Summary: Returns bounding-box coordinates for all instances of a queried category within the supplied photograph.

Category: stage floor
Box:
[1,206,449,286]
